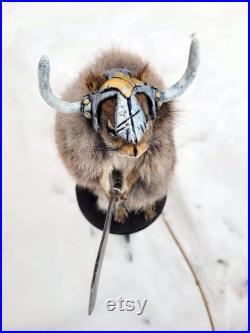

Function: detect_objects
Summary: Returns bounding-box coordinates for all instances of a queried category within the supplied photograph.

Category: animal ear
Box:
[85,71,106,93]
[136,64,149,82]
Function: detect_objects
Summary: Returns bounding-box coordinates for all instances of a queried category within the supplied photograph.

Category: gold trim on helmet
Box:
[99,72,144,98]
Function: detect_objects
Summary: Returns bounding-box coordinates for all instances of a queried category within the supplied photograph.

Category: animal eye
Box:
[107,127,116,137]
[107,120,116,137]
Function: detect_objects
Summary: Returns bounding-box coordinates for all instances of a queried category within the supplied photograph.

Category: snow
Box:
[3,2,248,330]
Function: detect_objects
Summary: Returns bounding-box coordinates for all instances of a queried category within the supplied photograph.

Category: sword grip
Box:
[109,169,123,194]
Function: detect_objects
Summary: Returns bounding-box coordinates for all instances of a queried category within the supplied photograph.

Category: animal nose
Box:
[122,145,136,157]
[121,143,147,158]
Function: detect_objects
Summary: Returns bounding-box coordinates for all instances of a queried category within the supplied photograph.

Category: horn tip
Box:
[190,33,199,47]
[39,55,50,68]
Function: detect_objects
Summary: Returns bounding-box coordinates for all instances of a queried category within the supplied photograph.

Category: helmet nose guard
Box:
[115,94,147,144]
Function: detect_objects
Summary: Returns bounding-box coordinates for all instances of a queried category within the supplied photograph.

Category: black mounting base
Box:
[76,186,167,235]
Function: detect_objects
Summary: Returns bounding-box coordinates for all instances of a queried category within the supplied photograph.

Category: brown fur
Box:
[55,48,176,222]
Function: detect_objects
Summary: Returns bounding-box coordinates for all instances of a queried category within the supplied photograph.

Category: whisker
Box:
[150,130,170,144]
[79,146,120,153]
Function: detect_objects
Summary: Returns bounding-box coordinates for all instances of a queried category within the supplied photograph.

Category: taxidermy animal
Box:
[38,37,200,223]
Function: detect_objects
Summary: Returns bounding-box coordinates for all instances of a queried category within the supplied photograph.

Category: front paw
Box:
[114,206,128,223]
[144,205,156,221]
[116,190,127,201]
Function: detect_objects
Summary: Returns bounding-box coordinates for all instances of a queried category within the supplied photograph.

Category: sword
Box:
[88,169,122,315]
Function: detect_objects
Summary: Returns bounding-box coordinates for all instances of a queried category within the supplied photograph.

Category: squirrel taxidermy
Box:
[38,38,200,223]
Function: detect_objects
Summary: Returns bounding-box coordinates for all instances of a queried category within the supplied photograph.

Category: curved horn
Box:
[38,55,83,114]
[162,37,200,102]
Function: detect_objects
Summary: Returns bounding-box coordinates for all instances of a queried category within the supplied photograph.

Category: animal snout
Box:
[121,143,148,158]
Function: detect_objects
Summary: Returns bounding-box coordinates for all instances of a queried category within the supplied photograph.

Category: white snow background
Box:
[3,2,248,331]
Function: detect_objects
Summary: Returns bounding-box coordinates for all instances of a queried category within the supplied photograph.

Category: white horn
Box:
[162,37,200,102]
[38,55,82,114]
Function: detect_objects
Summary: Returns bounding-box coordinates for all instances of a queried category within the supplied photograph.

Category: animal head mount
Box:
[38,37,200,144]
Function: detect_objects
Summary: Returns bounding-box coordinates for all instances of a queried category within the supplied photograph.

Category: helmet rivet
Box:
[83,98,90,105]
[155,91,161,99]
[84,111,92,119]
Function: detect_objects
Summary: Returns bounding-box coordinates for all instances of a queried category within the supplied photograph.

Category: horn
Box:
[38,55,84,114]
[161,37,200,102]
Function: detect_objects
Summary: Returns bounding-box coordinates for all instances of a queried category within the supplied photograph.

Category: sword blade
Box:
[88,193,116,315]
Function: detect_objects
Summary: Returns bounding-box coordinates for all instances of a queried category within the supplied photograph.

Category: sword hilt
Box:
[109,169,122,195]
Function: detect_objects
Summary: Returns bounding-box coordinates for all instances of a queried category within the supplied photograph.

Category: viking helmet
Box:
[38,37,200,144]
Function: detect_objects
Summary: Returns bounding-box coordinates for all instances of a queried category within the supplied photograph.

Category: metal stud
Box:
[83,98,90,105]
[84,111,92,119]
[155,91,161,99]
